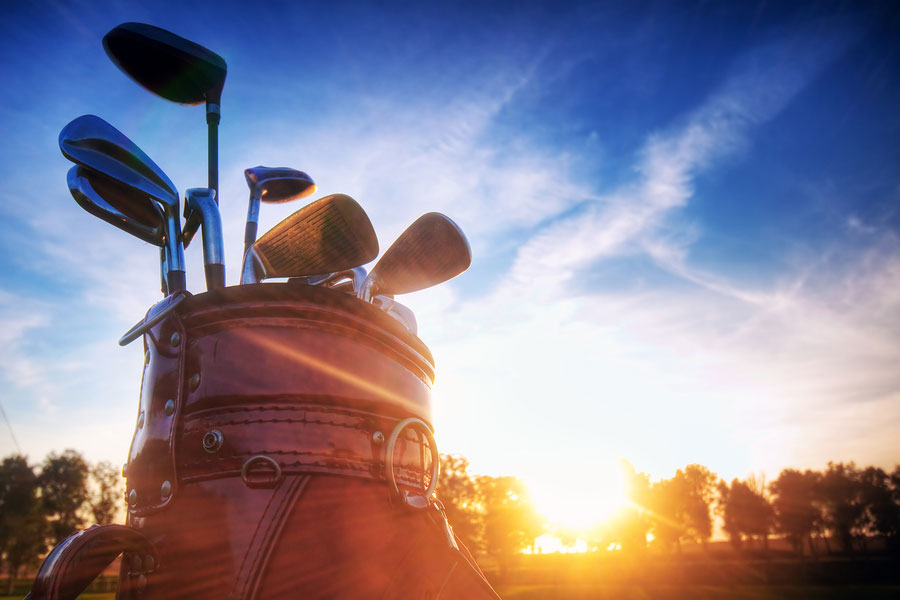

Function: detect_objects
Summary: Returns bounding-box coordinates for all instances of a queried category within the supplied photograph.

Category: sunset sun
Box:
[526,459,629,535]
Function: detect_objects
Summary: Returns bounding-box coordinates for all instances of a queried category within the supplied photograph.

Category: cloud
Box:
[414,24,900,486]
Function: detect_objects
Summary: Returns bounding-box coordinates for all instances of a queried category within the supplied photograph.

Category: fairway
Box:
[5,585,899,600]
[493,585,900,600]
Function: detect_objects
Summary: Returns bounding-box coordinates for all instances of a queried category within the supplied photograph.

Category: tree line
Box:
[0,450,123,592]
[436,456,900,572]
[3,450,899,587]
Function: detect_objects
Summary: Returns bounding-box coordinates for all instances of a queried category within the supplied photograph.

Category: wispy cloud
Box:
[411,24,900,486]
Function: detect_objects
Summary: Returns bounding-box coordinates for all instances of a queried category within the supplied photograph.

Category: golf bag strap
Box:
[179,404,432,489]
[436,537,501,599]
[230,474,312,600]
[27,524,157,600]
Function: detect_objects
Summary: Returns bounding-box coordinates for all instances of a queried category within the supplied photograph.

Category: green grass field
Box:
[494,585,900,600]
[2,585,899,599]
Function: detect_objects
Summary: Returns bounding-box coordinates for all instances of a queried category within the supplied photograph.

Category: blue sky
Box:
[1,1,898,526]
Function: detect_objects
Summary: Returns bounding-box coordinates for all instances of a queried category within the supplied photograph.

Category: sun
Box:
[525,458,629,533]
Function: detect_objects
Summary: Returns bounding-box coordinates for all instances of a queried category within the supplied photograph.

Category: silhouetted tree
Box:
[858,466,900,549]
[0,456,48,593]
[479,476,541,574]
[437,454,482,553]
[770,469,821,555]
[39,449,90,543]
[819,462,867,553]
[649,465,717,552]
[89,460,124,526]
[717,477,773,552]
[648,475,682,552]
[614,461,651,554]
[680,464,717,548]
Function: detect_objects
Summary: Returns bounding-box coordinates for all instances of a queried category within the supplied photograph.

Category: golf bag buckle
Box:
[385,417,438,510]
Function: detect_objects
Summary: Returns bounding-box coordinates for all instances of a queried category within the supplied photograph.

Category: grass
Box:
[494,585,900,600]
[3,585,899,600]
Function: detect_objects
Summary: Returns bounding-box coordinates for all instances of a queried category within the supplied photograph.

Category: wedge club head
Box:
[184,188,224,290]
[104,22,227,248]
[241,194,378,285]
[358,213,471,301]
[60,114,185,292]
[243,166,316,257]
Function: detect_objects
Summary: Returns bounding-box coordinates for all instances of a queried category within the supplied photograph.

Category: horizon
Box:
[1,0,898,538]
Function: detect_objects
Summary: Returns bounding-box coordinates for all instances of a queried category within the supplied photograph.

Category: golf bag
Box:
[28,284,500,599]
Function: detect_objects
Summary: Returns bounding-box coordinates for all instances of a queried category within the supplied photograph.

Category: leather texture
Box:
[33,284,499,599]
[27,524,156,600]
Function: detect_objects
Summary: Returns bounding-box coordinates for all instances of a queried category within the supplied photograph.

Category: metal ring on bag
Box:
[385,417,439,508]
[241,455,283,488]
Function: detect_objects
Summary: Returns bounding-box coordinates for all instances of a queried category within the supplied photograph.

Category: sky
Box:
[1,0,898,529]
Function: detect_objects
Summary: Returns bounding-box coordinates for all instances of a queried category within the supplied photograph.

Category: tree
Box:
[39,449,90,543]
[819,462,866,553]
[479,476,541,574]
[89,461,124,525]
[437,454,482,553]
[717,477,774,552]
[680,464,717,548]
[858,466,900,549]
[648,475,683,552]
[613,461,651,554]
[770,469,821,555]
[0,456,48,593]
[648,465,717,552]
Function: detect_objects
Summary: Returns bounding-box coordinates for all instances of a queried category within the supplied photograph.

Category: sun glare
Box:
[526,458,629,533]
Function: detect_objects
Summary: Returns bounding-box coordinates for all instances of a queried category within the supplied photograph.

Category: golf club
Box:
[358,213,471,302]
[66,165,165,245]
[294,267,367,293]
[103,22,227,249]
[60,114,185,293]
[244,166,316,258]
[184,188,225,290]
[373,295,418,335]
[240,194,378,285]
[66,165,171,296]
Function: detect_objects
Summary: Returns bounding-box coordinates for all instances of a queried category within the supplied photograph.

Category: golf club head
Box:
[304,267,367,293]
[359,213,472,301]
[103,22,227,105]
[60,115,178,203]
[104,22,227,251]
[373,295,418,335]
[240,194,378,285]
[243,166,317,256]
[66,166,165,246]
[59,114,185,292]
[184,188,224,290]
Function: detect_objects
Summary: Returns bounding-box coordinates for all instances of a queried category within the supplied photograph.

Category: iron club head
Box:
[59,114,185,293]
[66,165,165,246]
[240,194,378,285]
[358,213,471,302]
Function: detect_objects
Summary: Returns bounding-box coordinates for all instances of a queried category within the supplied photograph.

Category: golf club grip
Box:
[167,270,186,293]
[205,264,225,290]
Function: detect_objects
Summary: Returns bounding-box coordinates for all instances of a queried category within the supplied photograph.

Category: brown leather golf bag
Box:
[29,284,500,599]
